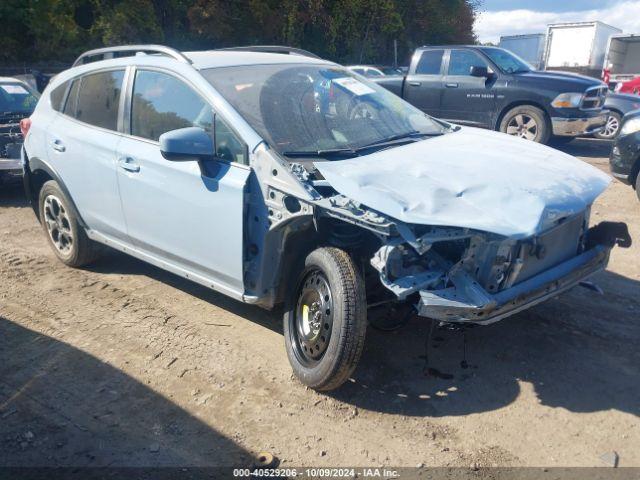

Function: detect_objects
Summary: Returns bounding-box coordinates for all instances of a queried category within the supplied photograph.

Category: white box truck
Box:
[499,33,546,69]
[545,21,621,77]
[604,34,640,83]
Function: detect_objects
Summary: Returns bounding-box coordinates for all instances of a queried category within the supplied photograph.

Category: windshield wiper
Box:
[354,130,441,152]
[281,148,359,159]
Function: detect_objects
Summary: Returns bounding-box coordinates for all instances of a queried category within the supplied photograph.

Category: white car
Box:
[22,45,629,391]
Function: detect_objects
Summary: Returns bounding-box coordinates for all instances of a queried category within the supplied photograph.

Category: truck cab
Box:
[374,46,609,144]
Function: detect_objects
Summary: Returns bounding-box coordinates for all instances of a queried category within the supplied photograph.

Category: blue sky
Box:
[480,0,616,12]
[475,0,640,42]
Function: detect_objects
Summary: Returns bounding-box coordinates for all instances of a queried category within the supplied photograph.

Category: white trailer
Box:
[498,34,546,70]
[604,34,640,82]
[544,21,621,77]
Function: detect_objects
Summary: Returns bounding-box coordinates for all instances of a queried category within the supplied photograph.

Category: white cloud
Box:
[475,0,640,43]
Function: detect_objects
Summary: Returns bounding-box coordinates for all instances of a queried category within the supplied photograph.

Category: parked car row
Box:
[18,44,631,391]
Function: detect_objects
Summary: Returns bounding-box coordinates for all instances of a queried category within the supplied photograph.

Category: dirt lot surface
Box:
[0,138,638,469]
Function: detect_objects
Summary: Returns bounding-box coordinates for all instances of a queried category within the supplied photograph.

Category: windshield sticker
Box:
[1,84,29,95]
[333,77,375,96]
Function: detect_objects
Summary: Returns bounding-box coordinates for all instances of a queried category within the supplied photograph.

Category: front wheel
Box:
[499,105,550,144]
[595,111,622,140]
[284,247,367,391]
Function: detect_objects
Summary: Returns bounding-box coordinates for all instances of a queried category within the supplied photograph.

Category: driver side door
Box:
[115,68,251,296]
[440,49,498,128]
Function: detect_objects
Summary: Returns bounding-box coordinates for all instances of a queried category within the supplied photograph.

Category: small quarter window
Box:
[50,81,68,112]
[63,79,80,117]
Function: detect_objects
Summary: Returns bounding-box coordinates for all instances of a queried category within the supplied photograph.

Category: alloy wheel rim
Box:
[506,114,538,141]
[601,115,620,138]
[292,269,334,365]
[43,195,73,254]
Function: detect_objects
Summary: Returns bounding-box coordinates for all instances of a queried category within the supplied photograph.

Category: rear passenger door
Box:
[440,49,497,127]
[403,49,445,117]
[46,69,128,240]
[115,68,250,295]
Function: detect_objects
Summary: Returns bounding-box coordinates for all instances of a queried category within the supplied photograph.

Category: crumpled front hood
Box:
[314,127,611,238]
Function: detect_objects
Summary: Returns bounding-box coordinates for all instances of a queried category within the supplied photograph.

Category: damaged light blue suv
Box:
[23,45,630,391]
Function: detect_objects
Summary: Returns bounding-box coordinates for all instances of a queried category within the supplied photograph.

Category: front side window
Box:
[202,64,445,156]
[131,70,246,163]
[479,47,532,74]
[0,82,39,113]
[131,70,212,141]
[448,50,487,76]
[416,50,444,75]
[75,70,124,130]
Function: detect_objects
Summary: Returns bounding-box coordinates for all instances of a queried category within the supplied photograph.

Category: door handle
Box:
[445,83,459,88]
[51,140,66,152]
[119,157,140,173]
[408,81,422,86]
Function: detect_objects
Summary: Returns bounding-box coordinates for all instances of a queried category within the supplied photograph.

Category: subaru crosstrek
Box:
[22,45,630,391]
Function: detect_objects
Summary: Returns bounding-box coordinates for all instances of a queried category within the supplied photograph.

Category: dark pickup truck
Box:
[373,45,609,144]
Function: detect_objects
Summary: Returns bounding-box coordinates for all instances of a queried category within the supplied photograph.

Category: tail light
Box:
[20,118,32,137]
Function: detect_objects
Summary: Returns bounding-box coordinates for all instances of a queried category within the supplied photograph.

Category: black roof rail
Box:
[215,45,321,59]
[72,45,192,67]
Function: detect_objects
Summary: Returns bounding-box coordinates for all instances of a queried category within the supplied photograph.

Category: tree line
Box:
[0,0,478,67]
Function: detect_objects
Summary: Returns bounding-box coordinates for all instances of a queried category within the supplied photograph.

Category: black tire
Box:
[38,180,102,267]
[595,111,622,140]
[284,247,367,391]
[499,105,550,144]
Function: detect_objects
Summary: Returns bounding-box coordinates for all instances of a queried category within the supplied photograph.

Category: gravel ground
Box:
[0,138,638,468]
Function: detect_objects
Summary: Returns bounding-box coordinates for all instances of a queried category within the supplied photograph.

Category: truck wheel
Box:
[499,105,550,144]
[284,247,367,391]
[595,112,622,140]
[39,180,102,267]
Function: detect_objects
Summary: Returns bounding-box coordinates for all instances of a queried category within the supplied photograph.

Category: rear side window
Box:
[50,81,68,112]
[448,50,487,76]
[416,50,444,75]
[131,70,212,141]
[74,70,124,130]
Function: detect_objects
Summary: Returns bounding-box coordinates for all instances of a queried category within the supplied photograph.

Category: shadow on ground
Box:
[87,248,640,421]
[0,317,251,467]
[550,137,613,159]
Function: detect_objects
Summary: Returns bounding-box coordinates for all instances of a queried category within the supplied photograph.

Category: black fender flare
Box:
[23,153,88,228]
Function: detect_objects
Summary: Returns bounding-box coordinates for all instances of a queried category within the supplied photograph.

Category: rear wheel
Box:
[499,105,550,144]
[39,180,102,267]
[595,111,622,140]
[284,247,367,391]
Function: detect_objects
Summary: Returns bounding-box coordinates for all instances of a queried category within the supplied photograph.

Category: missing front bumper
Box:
[417,245,610,325]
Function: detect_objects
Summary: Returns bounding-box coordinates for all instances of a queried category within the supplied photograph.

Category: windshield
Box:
[479,47,533,74]
[0,82,38,113]
[202,64,446,156]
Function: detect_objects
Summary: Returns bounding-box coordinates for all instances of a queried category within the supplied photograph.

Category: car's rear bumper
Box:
[551,112,608,137]
[417,244,610,325]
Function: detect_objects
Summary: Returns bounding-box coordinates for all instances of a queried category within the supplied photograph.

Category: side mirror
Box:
[159,127,214,161]
[470,65,489,78]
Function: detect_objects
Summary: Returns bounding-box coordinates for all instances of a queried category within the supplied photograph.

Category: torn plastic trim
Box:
[417,244,610,325]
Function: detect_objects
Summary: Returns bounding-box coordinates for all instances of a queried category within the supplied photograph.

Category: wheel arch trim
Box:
[23,153,88,228]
